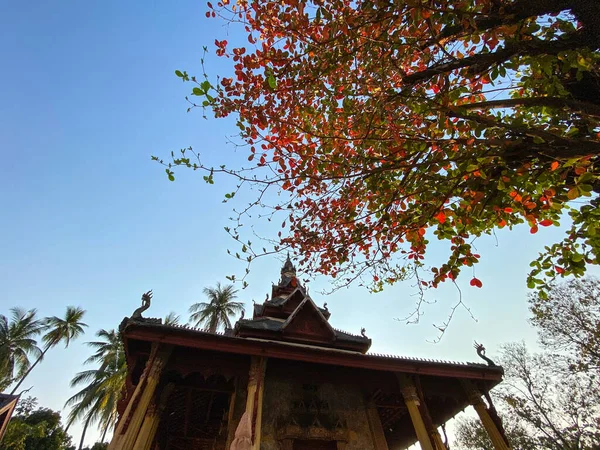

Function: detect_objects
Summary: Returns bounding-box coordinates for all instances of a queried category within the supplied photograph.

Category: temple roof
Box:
[120,256,504,385]
[120,317,503,383]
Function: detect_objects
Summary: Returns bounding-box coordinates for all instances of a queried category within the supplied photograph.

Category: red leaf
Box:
[555,266,565,274]
[539,219,553,227]
[470,277,482,288]
[530,225,538,234]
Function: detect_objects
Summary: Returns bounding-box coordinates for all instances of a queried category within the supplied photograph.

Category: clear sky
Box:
[1,1,596,447]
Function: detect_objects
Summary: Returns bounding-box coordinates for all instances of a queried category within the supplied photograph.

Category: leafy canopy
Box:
[0,403,72,450]
[166,0,600,295]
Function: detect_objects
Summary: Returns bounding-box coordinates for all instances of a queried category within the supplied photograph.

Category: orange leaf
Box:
[435,211,446,224]
[550,161,559,171]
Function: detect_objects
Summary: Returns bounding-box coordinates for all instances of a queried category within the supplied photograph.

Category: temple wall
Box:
[259,367,377,450]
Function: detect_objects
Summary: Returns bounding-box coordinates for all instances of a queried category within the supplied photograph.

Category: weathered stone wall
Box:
[260,363,376,450]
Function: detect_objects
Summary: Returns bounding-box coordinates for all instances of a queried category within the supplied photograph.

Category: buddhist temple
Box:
[109,257,511,450]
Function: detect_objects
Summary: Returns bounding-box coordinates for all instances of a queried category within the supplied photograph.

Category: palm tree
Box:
[189,283,244,332]
[65,329,125,450]
[0,308,43,391]
[164,311,181,326]
[66,310,181,448]
[10,306,87,394]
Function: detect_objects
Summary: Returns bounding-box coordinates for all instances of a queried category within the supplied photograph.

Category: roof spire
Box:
[281,252,296,277]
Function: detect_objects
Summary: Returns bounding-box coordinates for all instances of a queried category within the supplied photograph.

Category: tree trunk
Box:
[209,315,218,333]
[100,419,110,443]
[79,415,92,450]
[10,345,50,395]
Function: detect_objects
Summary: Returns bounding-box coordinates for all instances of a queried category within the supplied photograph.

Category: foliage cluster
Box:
[165,0,600,301]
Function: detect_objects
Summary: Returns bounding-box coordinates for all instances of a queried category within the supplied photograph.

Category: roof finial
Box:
[281,252,296,276]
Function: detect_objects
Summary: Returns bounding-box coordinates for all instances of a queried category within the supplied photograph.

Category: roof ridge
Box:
[332,327,364,338]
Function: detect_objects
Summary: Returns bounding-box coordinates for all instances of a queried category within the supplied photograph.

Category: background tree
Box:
[163,312,181,326]
[454,342,600,449]
[529,277,600,371]
[165,0,600,299]
[0,402,72,450]
[65,313,174,449]
[77,444,108,450]
[65,329,125,450]
[0,309,42,391]
[188,283,244,332]
[10,306,87,395]
[455,416,536,450]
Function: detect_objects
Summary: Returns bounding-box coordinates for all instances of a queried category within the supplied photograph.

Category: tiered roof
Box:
[234,255,371,353]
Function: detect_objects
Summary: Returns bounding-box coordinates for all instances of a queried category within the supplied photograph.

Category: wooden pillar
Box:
[365,398,389,450]
[108,344,172,450]
[248,356,267,450]
[225,378,239,450]
[431,432,448,450]
[133,382,174,450]
[464,382,512,450]
[230,356,267,450]
[396,374,434,450]
[413,377,447,450]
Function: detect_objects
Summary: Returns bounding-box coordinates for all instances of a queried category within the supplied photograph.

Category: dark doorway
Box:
[293,439,337,450]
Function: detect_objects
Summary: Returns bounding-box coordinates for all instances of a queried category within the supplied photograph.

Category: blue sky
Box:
[1,1,595,447]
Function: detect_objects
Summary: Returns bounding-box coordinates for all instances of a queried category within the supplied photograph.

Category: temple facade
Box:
[108,258,511,450]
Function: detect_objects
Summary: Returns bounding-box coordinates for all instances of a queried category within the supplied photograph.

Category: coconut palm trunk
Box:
[100,420,110,443]
[9,343,51,394]
[79,415,92,450]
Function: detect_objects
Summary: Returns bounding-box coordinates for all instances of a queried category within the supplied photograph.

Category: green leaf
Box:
[532,136,545,144]
[268,74,277,89]
[175,70,184,78]
[192,87,203,96]
[201,81,211,92]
